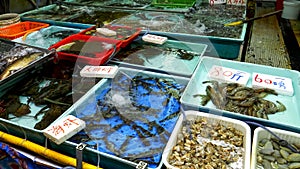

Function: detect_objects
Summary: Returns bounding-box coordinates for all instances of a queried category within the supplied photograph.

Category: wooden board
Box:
[245,4,292,69]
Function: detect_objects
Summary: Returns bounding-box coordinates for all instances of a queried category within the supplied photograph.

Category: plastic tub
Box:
[47,67,190,169]
[251,127,300,169]
[0,38,52,88]
[80,25,142,48]
[162,110,251,169]
[111,36,207,77]
[180,56,300,133]
[0,21,49,40]
[13,25,82,49]
[282,0,300,20]
[49,34,122,65]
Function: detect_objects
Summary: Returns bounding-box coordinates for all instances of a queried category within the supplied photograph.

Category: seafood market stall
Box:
[19,1,247,59]
[0,0,300,169]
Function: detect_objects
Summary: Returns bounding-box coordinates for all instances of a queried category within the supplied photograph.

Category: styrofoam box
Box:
[251,127,300,169]
[162,110,251,169]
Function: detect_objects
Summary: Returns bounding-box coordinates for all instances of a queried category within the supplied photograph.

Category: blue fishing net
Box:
[69,72,186,168]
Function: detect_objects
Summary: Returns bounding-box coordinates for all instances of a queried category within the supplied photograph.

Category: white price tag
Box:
[252,72,294,96]
[208,65,250,85]
[142,34,168,45]
[43,115,86,145]
[80,65,118,78]
[96,28,117,36]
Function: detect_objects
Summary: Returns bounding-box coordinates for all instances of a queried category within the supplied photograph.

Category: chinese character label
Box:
[44,115,86,145]
[252,73,294,96]
[80,65,118,78]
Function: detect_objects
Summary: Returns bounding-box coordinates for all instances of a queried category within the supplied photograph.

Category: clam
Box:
[167,117,245,168]
[257,138,300,169]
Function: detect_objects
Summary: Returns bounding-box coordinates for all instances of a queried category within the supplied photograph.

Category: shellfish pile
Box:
[257,138,300,169]
[167,116,245,169]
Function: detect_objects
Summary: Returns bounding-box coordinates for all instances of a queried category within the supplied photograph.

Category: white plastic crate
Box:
[162,110,251,169]
[251,127,300,169]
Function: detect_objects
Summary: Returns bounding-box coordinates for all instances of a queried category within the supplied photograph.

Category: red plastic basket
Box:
[0,21,49,40]
[49,34,122,65]
[80,25,142,48]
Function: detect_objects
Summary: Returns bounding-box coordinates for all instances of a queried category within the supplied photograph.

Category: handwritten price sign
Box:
[80,65,118,78]
[252,73,294,96]
[208,65,250,85]
[44,115,86,145]
[226,0,245,5]
[142,34,168,45]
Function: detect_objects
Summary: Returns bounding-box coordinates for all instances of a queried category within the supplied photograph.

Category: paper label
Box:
[226,0,246,5]
[80,65,118,78]
[96,28,117,36]
[209,0,226,5]
[252,73,294,96]
[44,115,86,145]
[208,65,250,85]
[142,34,168,45]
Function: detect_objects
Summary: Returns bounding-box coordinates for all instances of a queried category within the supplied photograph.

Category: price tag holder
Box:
[43,115,86,145]
[252,72,294,96]
[208,65,250,85]
[142,34,168,45]
[80,65,118,78]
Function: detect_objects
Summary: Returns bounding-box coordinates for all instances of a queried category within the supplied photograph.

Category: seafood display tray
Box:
[80,25,142,48]
[110,35,207,77]
[19,4,81,22]
[180,56,300,133]
[21,17,93,30]
[48,67,190,169]
[0,39,53,94]
[20,4,94,30]
[251,127,300,169]
[151,0,195,8]
[49,34,122,65]
[162,110,251,169]
[20,3,135,25]
[0,61,59,146]
[13,25,82,49]
[0,21,49,40]
[0,58,98,147]
[143,30,247,59]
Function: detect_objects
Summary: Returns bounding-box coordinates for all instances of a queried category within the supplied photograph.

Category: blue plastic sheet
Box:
[69,72,186,168]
